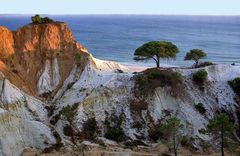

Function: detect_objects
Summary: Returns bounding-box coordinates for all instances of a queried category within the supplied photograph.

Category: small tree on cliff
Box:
[184,49,206,67]
[134,41,179,68]
[160,117,182,156]
[207,113,235,156]
[31,14,41,23]
[31,14,54,24]
[228,77,240,96]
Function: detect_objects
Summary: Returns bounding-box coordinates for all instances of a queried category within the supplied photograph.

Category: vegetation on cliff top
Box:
[133,41,213,69]
[133,68,183,97]
[193,69,208,83]
[134,41,179,68]
[184,49,207,68]
[31,14,55,24]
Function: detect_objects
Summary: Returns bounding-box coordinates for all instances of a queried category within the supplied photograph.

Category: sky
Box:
[1,0,240,15]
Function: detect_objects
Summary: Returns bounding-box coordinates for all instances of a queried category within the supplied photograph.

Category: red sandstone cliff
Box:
[0,27,15,58]
[0,22,89,95]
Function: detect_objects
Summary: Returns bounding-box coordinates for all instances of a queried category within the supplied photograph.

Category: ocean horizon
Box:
[1,15,239,67]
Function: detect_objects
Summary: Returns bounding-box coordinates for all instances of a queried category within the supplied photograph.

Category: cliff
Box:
[0,22,240,156]
[0,27,14,58]
[0,22,88,96]
[0,22,89,155]
[53,59,240,143]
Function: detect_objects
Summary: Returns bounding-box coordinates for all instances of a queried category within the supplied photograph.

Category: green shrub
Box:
[198,61,214,68]
[148,127,163,142]
[7,54,14,61]
[193,69,208,83]
[180,136,195,147]
[82,118,98,140]
[75,53,82,62]
[31,14,41,23]
[134,74,150,87]
[198,128,207,134]
[171,71,183,80]
[104,115,125,142]
[200,140,211,151]
[63,124,74,136]
[146,71,162,79]
[134,69,183,97]
[225,141,240,153]
[228,77,240,96]
[194,103,206,114]
[31,14,54,24]
[104,126,125,142]
[145,70,182,81]
[60,104,78,123]
[41,17,54,23]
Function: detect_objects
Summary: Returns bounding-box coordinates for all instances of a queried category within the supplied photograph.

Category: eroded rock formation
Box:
[0,22,88,96]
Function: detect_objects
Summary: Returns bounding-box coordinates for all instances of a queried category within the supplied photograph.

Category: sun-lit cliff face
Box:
[14,22,74,52]
[0,27,14,58]
[0,22,88,95]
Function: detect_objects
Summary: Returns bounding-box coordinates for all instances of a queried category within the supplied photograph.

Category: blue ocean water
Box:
[0,15,240,67]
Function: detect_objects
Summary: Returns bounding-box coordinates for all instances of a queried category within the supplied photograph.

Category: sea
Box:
[0,15,240,67]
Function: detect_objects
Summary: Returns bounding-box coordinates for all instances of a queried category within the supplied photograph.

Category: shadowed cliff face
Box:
[0,23,89,96]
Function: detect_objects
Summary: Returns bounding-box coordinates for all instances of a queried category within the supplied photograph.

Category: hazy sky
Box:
[1,0,240,15]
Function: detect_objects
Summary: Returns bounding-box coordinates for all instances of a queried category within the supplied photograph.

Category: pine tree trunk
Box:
[173,134,177,156]
[156,56,160,68]
[195,59,199,68]
[221,122,224,156]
